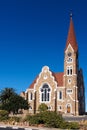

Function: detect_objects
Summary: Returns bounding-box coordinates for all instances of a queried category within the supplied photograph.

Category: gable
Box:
[29,66,64,89]
[65,43,74,53]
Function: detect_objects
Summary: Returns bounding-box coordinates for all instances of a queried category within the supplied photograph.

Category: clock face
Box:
[68,52,72,57]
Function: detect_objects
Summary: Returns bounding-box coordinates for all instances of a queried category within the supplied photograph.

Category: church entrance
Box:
[67,104,71,113]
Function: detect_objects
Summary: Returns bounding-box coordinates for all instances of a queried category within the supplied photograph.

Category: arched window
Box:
[58,91,62,100]
[67,66,72,75]
[67,57,73,63]
[30,92,33,100]
[29,106,32,110]
[40,84,51,102]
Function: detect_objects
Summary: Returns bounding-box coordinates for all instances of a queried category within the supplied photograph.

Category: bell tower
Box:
[63,16,79,115]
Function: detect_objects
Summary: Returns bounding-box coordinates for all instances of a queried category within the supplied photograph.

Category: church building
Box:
[21,17,85,116]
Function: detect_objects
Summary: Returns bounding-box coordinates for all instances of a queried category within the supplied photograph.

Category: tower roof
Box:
[65,16,78,52]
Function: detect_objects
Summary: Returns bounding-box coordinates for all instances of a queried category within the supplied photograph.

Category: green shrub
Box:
[25,114,44,125]
[25,114,32,121]
[42,111,64,128]
[38,103,48,112]
[25,111,79,129]
[25,111,64,127]
[0,110,9,121]
[59,121,79,129]
[66,122,79,129]
[9,116,21,122]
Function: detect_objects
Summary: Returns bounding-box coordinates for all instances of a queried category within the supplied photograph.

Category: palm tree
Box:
[0,87,15,104]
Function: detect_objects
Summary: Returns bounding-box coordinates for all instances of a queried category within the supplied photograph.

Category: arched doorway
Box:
[67,104,71,113]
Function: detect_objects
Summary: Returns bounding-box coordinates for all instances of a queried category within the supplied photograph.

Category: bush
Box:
[41,111,64,128]
[25,111,79,129]
[66,122,79,129]
[25,111,64,128]
[25,114,44,125]
[38,103,48,112]
[0,110,9,121]
[9,116,21,122]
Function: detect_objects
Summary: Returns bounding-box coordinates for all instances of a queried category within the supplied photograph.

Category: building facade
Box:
[21,17,85,116]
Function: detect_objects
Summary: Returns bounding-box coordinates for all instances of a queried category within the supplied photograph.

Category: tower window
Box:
[67,68,69,75]
[40,84,51,102]
[70,68,72,75]
[68,79,71,84]
[67,58,73,63]
[67,89,73,94]
[67,66,72,75]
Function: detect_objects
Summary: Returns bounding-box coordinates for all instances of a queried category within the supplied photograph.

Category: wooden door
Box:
[67,105,70,113]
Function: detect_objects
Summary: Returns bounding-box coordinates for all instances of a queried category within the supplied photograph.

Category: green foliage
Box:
[65,122,79,129]
[41,111,64,128]
[25,111,79,129]
[9,117,21,122]
[0,110,9,121]
[0,87,29,114]
[7,94,29,114]
[38,103,48,112]
[25,111,64,127]
[25,113,44,125]
[0,88,15,104]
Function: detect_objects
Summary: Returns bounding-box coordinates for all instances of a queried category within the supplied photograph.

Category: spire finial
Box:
[70,12,73,19]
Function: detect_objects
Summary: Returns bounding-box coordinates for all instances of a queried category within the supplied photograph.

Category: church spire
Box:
[65,15,78,52]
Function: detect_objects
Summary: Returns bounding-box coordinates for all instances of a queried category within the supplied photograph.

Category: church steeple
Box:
[65,16,78,52]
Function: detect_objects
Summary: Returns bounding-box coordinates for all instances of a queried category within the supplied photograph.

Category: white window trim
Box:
[66,57,73,63]
[58,105,62,111]
[68,79,72,84]
[28,92,33,101]
[29,106,32,110]
[58,91,63,101]
[43,75,48,79]
[66,89,73,94]
[47,106,52,111]
[66,65,73,76]
[39,83,52,103]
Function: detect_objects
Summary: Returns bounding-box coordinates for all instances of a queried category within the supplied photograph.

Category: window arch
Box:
[30,92,33,100]
[40,84,51,102]
[67,66,72,75]
[58,91,62,100]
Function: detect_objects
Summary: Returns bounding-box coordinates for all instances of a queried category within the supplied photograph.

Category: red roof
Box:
[65,17,78,52]
[29,76,38,89]
[52,72,63,86]
[29,72,63,89]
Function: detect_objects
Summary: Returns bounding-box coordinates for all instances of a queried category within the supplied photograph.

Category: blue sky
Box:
[0,0,87,110]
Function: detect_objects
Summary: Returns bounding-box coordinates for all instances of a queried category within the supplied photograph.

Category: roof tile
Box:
[65,17,78,52]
